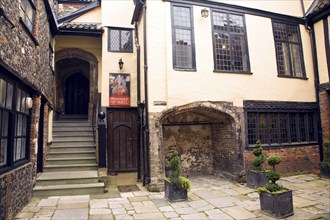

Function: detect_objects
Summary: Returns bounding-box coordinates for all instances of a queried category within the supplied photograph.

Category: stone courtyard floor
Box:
[15,174,329,220]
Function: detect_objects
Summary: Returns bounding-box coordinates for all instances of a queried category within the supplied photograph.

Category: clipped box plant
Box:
[164,146,190,202]
[258,155,294,218]
[246,140,268,188]
[320,141,330,179]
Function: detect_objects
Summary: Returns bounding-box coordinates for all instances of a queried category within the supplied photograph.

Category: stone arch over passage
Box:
[158,102,244,180]
[55,48,98,121]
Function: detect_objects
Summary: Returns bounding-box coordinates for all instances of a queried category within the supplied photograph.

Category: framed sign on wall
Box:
[109,73,130,106]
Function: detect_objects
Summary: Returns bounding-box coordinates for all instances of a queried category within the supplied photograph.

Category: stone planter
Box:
[320,163,330,179]
[259,189,294,218]
[246,170,268,188]
[164,179,187,202]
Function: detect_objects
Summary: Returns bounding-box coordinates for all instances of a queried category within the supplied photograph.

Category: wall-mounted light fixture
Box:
[201,8,209,18]
[23,97,33,109]
[118,58,124,70]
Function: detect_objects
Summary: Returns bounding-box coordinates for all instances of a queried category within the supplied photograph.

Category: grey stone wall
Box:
[0,163,34,220]
[0,0,55,103]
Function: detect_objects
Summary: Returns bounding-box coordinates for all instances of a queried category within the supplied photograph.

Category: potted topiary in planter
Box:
[258,155,294,218]
[320,141,330,179]
[164,147,190,202]
[246,140,268,188]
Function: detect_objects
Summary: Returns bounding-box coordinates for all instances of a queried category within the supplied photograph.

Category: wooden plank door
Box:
[107,109,138,173]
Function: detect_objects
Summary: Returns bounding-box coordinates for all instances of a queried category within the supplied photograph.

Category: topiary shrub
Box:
[167,146,190,190]
[264,155,282,193]
[252,140,265,171]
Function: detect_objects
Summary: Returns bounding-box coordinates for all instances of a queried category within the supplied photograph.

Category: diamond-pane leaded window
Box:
[212,11,250,72]
[273,21,305,78]
[108,28,133,52]
[171,5,195,70]
[247,111,317,146]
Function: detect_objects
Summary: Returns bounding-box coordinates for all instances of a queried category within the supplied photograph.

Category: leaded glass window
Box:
[212,11,250,72]
[19,0,35,33]
[273,21,305,78]
[171,5,195,70]
[108,28,133,52]
[247,111,317,146]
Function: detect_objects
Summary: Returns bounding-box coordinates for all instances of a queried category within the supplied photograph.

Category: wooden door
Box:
[107,109,138,173]
[65,73,89,115]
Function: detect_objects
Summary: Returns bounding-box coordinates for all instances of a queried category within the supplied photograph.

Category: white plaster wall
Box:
[71,7,102,23]
[147,2,316,112]
[100,0,137,107]
[314,18,330,84]
[209,0,311,17]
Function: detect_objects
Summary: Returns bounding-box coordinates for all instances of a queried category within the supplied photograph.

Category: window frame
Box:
[246,110,318,147]
[107,27,134,53]
[0,74,31,174]
[171,4,196,71]
[272,20,307,79]
[211,9,251,74]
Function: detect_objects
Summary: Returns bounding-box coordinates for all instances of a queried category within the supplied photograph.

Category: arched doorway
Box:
[158,102,243,180]
[65,73,89,115]
[55,48,98,121]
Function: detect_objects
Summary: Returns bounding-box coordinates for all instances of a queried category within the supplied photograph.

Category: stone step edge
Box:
[33,183,104,191]
[48,151,95,154]
[44,164,98,168]
[46,157,96,161]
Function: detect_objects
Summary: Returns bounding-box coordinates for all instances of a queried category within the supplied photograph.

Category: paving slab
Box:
[89,214,114,220]
[174,207,198,215]
[57,202,88,209]
[113,214,133,220]
[52,208,88,220]
[222,206,257,219]
[37,197,59,207]
[57,195,90,204]
[134,204,160,213]
[90,208,112,215]
[163,211,179,218]
[181,213,208,219]
[133,212,165,219]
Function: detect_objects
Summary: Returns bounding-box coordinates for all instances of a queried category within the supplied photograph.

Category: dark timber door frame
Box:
[37,100,45,173]
[107,108,138,174]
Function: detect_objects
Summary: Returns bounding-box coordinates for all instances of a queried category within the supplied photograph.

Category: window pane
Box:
[276,42,291,76]
[16,88,22,112]
[173,6,191,27]
[289,113,298,142]
[0,139,7,166]
[109,29,120,51]
[21,138,26,159]
[175,29,193,69]
[258,113,267,144]
[289,44,304,77]
[299,113,307,142]
[279,113,289,143]
[6,83,13,109]
[307,113,315,141]
[247,113,257,145]
[269,113,278,144]
[215,33,230,71]
[273,22,287,41]
[121,30,132,51]
[213,12,228,32]
[287,24,299,43]
[1,111,9,136]
[231,35,248,71]
[16,114,23,136]
[229,14,244,34]
[0,79,7,108]
[22,116,27,136]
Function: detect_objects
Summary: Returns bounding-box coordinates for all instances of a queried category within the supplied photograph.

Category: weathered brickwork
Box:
[319,89,330,142]
[57,3,87,18]
[0,0,55,103]
[244,145,320,175]
[0,163,34,220]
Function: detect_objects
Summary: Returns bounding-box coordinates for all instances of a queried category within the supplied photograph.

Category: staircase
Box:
[33,117,105,197]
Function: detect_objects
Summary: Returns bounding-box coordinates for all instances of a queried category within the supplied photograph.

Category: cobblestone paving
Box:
[15,174,330,220]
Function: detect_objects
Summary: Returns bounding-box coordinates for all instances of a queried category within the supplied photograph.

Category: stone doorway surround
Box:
[55,48,98,122]
[148,101,245,190]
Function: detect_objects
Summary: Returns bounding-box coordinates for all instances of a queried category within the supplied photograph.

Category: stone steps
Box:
[33,118,104,196]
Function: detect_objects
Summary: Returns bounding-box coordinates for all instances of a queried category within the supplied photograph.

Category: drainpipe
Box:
[143,3,151,186]
[302,1,324,161]
[135,22,142,181]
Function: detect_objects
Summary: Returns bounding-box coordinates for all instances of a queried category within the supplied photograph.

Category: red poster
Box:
[109,73,130,106]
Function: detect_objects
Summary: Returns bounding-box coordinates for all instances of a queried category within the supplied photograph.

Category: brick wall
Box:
[244,145,320,175]
[319,90,330,142]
